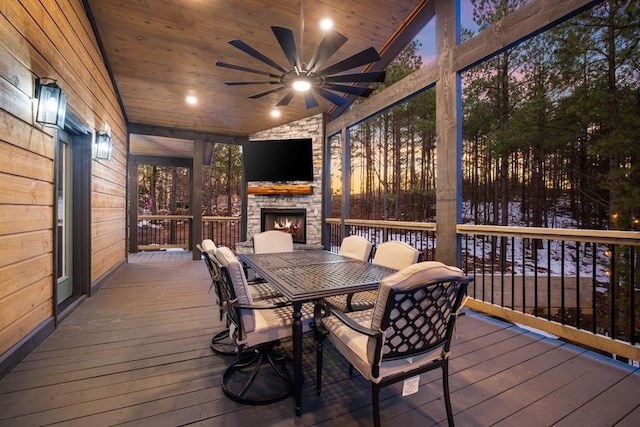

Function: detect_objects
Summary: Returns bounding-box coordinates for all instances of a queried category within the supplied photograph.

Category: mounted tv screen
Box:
[242,138,314,182]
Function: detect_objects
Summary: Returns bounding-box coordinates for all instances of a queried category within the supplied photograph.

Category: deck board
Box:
[0,251,638,426]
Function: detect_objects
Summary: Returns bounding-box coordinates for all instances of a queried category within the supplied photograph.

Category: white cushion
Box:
[323,309,444,384]
[215,246,256,333]
[339,235,374,261]
[201,239,217,254]
[372,240,419,270]
[246,303,315,347]
[214,246,314,345]
[253,230,294,254]
[215,247,253,305]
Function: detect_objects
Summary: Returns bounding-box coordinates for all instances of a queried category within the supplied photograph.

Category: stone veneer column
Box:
[247,114,324,245]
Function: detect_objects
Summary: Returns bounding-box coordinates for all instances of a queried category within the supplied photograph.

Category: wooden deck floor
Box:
[0,251,638,426]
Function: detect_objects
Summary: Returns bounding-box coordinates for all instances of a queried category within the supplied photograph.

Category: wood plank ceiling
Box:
[85,0,431,146]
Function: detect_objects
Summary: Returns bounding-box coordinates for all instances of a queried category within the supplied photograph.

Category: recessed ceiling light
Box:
[186,95,198,105]
[320,18,333,31]
[271,109,281,118]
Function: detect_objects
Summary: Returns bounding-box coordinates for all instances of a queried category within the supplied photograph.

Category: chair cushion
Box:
[215,247,253,305]
[253,230,294,253]
[215,246,257,334]
[246,303,315,348]
[201,239,217,254]
[215,246,313,346]
[323,309,444,384]
[339,235,373,262]
[372,241,419,270]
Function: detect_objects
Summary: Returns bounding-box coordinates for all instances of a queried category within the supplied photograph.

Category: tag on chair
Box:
[229,323,236,340]
[402,376,420,396]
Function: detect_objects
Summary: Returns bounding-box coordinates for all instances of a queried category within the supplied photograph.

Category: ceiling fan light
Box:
[292,79,311,92]
[320,18,333,31]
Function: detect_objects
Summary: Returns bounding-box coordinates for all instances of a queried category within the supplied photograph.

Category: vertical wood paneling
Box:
[0,0,127,357]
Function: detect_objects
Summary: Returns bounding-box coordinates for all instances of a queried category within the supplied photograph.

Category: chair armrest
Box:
[314,300,379,338]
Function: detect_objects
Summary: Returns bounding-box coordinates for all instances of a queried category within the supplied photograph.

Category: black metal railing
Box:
[136,215,242,251]
[325,218,640,360]
[326,218,437,261]
[137,215,191,250]
[458,225,639,359]
[202,216,242,251]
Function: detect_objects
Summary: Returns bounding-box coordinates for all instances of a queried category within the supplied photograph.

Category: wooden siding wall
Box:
[0,1,127,355]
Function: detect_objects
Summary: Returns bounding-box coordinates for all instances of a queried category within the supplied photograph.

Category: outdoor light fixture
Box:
[94,131,113,160]
[35,77,67,129]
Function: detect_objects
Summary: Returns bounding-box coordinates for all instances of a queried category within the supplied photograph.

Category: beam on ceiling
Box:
[128,123,248,145]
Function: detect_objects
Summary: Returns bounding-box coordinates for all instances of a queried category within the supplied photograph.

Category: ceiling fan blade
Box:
[307,31,348,73]
[248,86,286,99]
[313,87,349,107]
[271,27,301,70]
[276,91,296,107]
[215,61,281,78]
[228,39,288,73]
[324,71,386,83]
[317,47,381,76]
[303,92,319,109]
[323,83,375,97]
[225,81,281,86]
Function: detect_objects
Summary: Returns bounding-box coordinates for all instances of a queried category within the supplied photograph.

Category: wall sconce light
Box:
[94,131,113,160]
[34,77,67,129]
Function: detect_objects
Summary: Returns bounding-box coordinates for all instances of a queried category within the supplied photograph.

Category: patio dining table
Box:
[238,250,396,416]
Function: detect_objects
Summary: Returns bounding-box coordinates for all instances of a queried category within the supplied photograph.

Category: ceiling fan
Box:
[215,7,386,109]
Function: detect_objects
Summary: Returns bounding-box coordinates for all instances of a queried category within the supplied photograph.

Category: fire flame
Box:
[274,219,293,229]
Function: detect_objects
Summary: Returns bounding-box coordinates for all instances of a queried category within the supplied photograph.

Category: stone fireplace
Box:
[242,113,324,249]
[261,208,306,243]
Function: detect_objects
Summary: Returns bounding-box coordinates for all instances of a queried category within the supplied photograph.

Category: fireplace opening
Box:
[260,208,306,244]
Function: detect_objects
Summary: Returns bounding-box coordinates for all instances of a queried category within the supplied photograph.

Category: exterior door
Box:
[56,132,73,304]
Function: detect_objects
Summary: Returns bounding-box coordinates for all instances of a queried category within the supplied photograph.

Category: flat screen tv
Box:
[242,138,314,182]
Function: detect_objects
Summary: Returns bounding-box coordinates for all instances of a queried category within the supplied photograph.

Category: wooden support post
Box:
[192,139,203,260]
[435,0,462,266]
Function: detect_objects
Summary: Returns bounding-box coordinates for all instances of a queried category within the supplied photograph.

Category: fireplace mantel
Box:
[247,185,312,196]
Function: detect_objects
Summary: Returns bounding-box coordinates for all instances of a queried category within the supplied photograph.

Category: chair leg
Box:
[442,359,455,427]
[372,383,381,427]
[221,345,294,405]
[316,330,323,396]
[210,328,237,356]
